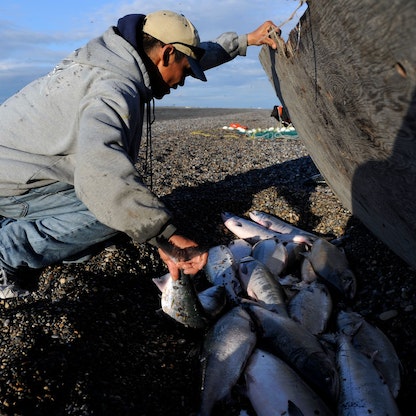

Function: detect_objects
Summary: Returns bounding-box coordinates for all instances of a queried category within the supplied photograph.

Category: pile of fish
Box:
[153,211,402,416]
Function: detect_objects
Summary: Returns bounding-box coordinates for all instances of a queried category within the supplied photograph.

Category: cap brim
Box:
[187,56,207,82]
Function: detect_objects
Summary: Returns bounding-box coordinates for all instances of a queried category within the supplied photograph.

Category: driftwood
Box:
[259,0,416,268]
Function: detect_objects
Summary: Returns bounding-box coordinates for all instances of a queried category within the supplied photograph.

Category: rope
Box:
[143,98,155,190]
[260,0,306,42]
[277,0,306,30]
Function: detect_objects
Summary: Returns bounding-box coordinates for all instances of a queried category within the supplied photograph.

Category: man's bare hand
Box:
[158,234,208,280]
[247,20,281,49]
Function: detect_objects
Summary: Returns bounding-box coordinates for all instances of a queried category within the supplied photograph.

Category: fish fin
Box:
[152,273,171,292]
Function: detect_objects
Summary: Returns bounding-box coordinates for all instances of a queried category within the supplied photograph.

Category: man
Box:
[0,10,278,298]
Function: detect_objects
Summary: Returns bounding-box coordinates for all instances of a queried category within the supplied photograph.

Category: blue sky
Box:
[0,0,307,108]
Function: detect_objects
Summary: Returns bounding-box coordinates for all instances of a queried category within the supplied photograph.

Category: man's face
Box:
[152,46,193,99]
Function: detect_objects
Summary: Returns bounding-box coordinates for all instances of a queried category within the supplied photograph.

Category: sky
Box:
[0,0,307,108]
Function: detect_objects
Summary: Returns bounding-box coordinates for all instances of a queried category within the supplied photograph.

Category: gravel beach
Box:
[0,107,415,415]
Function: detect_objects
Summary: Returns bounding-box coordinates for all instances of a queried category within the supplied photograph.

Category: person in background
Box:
[0,10,279,299]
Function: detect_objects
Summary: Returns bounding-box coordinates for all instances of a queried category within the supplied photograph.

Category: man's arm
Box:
[199,20,279,71]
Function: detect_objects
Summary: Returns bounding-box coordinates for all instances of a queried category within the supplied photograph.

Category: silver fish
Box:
[304,238,356,299]
[199,306,257,416]
[153,271,208,329]
[249,210,318,241]
[204,244,243,304]
[288,281,333,335]
[300,256,319,285]
[278,274,301,287]
[197,285,227,319]
[153,274,226,320]
[337,333,401,416]
[227,238,252,263]
[286,242,308,270]
[337,310,401,398]
[244,349,334,416]
[251,238,288,278]
[277,274,302,301]
[245,303,339,403]
[221,212,312,245]
[238,256,287,316]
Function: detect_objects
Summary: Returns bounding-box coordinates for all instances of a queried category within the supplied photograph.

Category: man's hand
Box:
[158,234,208,280]
[247,20,281,49]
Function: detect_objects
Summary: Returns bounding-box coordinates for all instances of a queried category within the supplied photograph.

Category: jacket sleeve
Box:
[199,33,248,71]
[74,76,173,244]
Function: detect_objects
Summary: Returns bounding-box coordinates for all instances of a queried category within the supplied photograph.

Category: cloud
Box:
[0,20,89,56]
[0,0,307,107]
[0,18,95,102]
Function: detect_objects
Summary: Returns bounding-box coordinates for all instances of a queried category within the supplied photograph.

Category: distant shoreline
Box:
[154,106,271,121]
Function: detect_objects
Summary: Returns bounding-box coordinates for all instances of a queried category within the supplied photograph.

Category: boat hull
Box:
[259,0,416,268]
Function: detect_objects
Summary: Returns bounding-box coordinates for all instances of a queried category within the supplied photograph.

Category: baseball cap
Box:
[143,10,207,82]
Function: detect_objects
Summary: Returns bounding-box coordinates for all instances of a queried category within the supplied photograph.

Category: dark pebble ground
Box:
[0,107,415,415]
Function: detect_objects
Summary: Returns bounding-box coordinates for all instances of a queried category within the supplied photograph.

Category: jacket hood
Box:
[117,14,145,51]
[69,20,153,102]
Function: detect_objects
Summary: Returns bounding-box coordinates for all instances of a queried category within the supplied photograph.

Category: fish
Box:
[222,212,282,244]
[204,244,243,304]
[288,281,333,335]
[155,236,208,261]
[278,274,301,287]
[152,211,402,416]
[300,256,319,285]
[221,212,312,245]
[251,238,288,278]
[152,272,171,293]
[245,303,339,403]
[285,242,308,270]
[303,238,356,299]
[279,274,302,298]
[227,238,252,263]
[249,210,318,241]
[197,285,227,319]
[153,273,226,319]
[244,349,334,416]
[199,306,257,416]
[336,333,401,416]
[153,271,209,329]
[238,256,287,316]
[337,310,401,398]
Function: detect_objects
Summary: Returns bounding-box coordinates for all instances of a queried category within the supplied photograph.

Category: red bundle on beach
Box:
[229,122,248,130]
